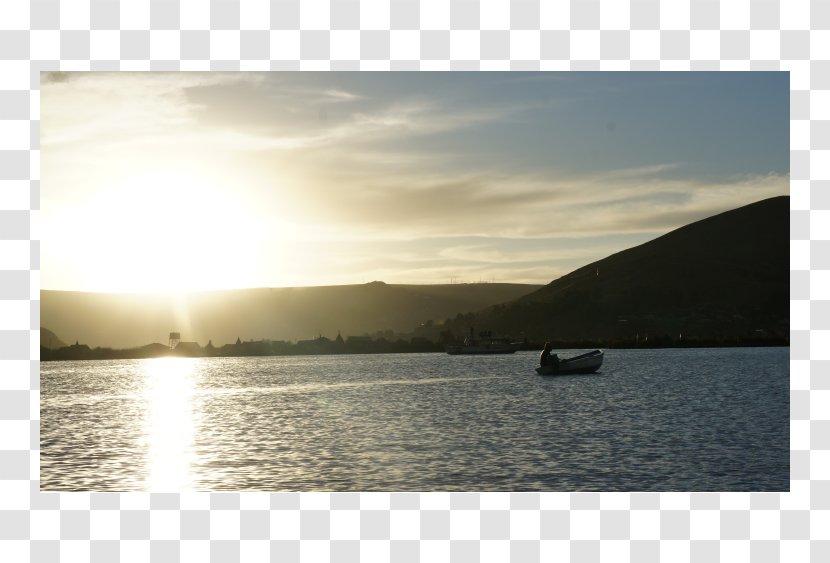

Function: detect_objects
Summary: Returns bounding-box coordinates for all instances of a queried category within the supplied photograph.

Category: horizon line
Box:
[39,279,548,295]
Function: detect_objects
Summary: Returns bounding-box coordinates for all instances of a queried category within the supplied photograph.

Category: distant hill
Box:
[40,282,541,349]
[40,327,66,350]
[443,196,789,344]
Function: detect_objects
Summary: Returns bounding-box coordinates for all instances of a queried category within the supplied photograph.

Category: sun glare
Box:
[53,171,266,292]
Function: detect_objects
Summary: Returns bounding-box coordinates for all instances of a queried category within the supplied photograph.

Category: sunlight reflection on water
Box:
[141,358,199,491]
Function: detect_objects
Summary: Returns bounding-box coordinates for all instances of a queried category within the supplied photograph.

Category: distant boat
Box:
[535,349,604,375]
[446,337,520,355]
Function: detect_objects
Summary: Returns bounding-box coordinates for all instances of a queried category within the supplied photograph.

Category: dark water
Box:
[40,347,789,492]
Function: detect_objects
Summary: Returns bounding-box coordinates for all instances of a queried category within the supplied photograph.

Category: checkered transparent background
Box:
[0,0,827,561]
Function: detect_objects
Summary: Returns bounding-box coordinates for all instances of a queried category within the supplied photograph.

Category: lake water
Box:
[40,348,789,492]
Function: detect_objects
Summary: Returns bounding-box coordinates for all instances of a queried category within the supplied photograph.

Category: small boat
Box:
[535,349,604,375]
[446,338,520,355]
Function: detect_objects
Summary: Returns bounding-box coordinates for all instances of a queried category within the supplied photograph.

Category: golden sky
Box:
[41,72,789,292]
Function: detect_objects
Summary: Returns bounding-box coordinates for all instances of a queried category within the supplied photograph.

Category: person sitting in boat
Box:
[540,342,560,370]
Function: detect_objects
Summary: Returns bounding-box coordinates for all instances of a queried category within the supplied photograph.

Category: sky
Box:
[41,72,789,293]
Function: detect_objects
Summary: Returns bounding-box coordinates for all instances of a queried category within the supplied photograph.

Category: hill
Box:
[443,196,789,344]
[40,327,66,350]
[40,282,541,349]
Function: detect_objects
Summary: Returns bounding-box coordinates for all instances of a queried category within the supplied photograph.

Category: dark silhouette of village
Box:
[40,327,787,362]
[41,329,452,361]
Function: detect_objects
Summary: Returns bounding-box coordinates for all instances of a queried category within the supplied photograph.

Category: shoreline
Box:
[40,338,789,362]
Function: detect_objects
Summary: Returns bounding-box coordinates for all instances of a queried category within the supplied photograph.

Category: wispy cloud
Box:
[41,73,264,150]
[322,88,363,102]
[278,157,788,243]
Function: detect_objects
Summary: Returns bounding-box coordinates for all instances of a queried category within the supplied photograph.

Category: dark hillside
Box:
[444,196,789,344]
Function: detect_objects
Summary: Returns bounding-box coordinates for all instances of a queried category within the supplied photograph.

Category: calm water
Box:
[40,348,789,492]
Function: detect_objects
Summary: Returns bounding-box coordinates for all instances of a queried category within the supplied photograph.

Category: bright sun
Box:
[52,170,265,293]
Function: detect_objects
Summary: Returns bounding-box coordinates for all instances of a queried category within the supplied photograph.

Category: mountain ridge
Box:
[40,282,541,349]
[441,195,789,343]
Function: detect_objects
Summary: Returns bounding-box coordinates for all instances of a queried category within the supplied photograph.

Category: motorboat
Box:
[535,349,604,375]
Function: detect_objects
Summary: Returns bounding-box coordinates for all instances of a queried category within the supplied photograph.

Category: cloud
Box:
[42,71,73,84]
[532,171,789,236]
[282,160,788,244]
[437,243,619,266]
[43,72,512,165]
[322,88,363,102]
[237,99,515,153]
[41,72,262,147]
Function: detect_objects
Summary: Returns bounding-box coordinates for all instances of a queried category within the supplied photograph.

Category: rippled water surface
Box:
[41,348,789,491]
